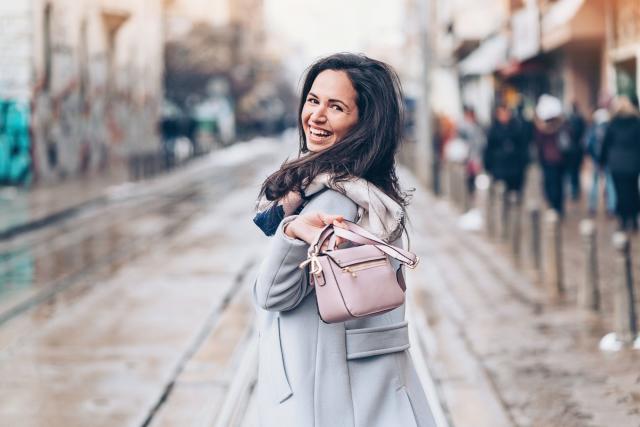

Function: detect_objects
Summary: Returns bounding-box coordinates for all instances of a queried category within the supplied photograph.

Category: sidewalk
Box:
[405,167,640,427]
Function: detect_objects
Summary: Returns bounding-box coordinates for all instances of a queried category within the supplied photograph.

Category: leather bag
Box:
[299,220,419,323]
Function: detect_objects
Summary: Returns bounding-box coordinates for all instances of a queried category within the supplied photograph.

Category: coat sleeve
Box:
[253,189,358,312]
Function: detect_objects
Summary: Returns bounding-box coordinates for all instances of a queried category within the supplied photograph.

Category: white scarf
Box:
[257,173,405,242]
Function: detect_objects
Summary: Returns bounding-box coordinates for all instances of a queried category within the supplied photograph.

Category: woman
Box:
[252,54,436,427]
[600,96,640,231]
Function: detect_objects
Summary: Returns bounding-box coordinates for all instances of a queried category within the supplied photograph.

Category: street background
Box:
[2,0,640,426]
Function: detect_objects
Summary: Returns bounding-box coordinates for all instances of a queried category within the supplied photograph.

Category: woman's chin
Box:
[307,139,336,152]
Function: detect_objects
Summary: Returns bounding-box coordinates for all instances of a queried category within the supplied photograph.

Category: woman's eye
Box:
[307,97,318,104]
[331,104,344,111]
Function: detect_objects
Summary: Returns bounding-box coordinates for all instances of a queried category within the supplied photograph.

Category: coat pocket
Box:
[265,316,293,404]
[345,321,410,360]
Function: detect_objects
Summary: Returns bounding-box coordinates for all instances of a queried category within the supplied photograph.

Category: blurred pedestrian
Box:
[483,103,528,201]
[566,102,586,200]
[600,96,640,232]
[534,94,568,215]
[585,108,615,216]
[457,105,485,203]
[433,112,456,195]
[252,53,436,427]
[514,100,535,150]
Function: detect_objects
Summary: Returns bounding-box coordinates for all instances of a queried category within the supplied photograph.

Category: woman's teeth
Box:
[310,127,331,137]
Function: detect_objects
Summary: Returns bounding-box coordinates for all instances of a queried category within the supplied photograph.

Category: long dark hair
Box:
[258,53,409,209]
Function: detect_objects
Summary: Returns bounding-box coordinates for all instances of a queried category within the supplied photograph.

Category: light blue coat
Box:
[253,189,437,427]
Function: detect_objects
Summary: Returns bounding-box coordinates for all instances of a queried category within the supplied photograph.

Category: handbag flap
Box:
[324,244,386,268]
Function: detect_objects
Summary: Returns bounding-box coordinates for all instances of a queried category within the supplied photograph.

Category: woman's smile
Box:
[308,125,333,141]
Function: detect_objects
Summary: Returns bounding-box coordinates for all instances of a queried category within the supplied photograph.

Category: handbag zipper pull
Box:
[342,267,357,277]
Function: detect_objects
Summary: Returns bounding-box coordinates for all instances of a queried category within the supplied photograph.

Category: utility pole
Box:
[415,0,436,193]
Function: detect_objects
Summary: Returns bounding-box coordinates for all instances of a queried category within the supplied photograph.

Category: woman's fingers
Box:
[332,219,348,228]
[319,213,343,225]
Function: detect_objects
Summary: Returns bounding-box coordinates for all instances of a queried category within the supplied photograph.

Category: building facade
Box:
[454,0,614,123]
[0,0,165,186]
[606,0,640,102]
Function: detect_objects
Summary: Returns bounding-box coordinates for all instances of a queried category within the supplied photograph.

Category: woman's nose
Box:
[310,105,327,122]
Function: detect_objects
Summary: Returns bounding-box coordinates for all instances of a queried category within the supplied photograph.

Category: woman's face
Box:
[301,70,359,152]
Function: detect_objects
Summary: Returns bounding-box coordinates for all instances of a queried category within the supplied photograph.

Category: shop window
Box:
[616,58,637,102]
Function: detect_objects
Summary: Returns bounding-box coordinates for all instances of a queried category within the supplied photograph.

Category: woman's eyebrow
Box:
[308,92,351,109]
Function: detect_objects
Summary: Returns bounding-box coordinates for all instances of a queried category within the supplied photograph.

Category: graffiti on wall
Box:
[30,83,160,182]
[0,100,31,185]
[0,3,163,186]
[29,46,161,182]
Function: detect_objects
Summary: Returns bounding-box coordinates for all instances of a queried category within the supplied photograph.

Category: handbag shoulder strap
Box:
[332,221,419,268]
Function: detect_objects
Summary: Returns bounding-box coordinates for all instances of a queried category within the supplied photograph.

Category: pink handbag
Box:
[299,220,419,323]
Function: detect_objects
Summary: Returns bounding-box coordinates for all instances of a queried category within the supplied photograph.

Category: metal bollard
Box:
[528,203,542,280]
[452,163,462,209]
[500,184,510,242]
[494,181,506,241]
[448,163,457,207]
[611,232,638,344]
[509,192,522,265]
[462,165,471,212]
[544,209,564,300]
[486,177,496,239]
[458,163,466,210]
[578,219,600,311]
[446,162,454,203]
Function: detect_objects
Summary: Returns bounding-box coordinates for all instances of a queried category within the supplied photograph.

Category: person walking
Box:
[252,53,436,427]
[600,96,640,232]
[585,108,615,216]
[534,94,568,216]
[566,102,587,201]
[483,104,528,201]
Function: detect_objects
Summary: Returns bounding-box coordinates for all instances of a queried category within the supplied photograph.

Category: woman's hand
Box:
[284,212,348,247]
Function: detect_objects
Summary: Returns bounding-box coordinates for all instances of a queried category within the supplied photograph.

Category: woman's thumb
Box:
[320,213,343,224]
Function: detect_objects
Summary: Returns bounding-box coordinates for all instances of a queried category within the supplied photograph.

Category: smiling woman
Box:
[302,69,359,152]
[251,53,437,427]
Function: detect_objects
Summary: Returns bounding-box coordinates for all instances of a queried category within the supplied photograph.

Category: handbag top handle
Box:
[309,220,419,269]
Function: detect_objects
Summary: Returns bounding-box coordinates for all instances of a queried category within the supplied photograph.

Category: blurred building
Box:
[607,0,640,102]
[452,0,623,123]
[0,0,165,186]
[400,0,464,122]
[163,0,292,144]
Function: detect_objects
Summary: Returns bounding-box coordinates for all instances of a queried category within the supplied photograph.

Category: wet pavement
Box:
[0,136,286,426]
[1,134,639,426]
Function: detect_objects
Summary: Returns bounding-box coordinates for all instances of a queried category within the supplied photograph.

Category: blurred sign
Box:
[511,5,540,62]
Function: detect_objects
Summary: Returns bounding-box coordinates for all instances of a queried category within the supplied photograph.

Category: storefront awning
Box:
[541,0,604,51]
[459,34,508,76]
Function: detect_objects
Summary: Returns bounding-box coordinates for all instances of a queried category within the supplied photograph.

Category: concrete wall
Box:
[0,0,164,186]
